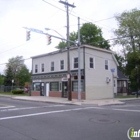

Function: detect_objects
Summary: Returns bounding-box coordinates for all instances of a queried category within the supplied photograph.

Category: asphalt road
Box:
[0,97,140,140]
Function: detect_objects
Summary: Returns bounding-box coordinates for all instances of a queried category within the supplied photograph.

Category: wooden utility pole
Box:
[59,1,76,101]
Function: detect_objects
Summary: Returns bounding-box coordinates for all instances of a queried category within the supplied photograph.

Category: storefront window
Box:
[50,82,59,91]
[33,83,40,91]
[72,81,84,92]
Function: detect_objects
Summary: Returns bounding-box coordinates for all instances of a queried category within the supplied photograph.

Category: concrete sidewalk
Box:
[1,94,139,106]
[0,94,133,106]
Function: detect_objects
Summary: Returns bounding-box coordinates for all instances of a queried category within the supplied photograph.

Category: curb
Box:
[11,97,81,106]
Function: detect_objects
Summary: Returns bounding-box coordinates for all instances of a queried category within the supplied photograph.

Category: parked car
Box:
[131,90,140,95]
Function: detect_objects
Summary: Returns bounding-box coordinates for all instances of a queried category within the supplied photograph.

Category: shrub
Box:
[12,89,24,94]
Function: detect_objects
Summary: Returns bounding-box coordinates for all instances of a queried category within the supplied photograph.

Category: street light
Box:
[45,28,65,39]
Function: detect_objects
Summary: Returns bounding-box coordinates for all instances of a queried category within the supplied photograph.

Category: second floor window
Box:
[60,60,64,70]
[51,61,54,71]
[74,57,78,68]
[89,57,94,68]
[35,64,38,73]
[41,63,44,72]
[105,60,109,70]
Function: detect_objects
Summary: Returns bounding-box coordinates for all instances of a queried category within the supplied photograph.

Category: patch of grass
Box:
[0,92,29,96]
[115,95,136,98]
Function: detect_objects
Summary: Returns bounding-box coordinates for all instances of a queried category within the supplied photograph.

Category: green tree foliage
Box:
[114,53,125,73]
[125,52,140,91]
[0,74,4,85]
[114,8,140,54]
[113,9,140,91]
[16,66,31,86]
[80,23,110,49]
[56,23,110,50]
[56,32,77,49]
[5,56,25,77]
[4,66,14,86]
[4,56,31,87]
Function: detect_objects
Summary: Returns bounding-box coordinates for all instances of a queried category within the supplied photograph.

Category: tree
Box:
[113,8,140,54]
[5,56,25,77]
[56,23,110,50]
[114,53,125,73]
[16,66,31,86]
[4,66,14,86]
[56,32,77,49]
[0,74,4,85]
[113,9,140,91]
[80,23,110,49]
[4,56,31,87]
[125,52,140,91]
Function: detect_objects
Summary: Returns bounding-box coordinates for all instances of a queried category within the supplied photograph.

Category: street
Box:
[0,97,140,140]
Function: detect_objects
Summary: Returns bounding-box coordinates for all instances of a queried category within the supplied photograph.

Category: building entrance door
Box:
[62,82,68,98]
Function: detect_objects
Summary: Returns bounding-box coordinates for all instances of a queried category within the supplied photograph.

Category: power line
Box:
[42,0,115,31]
[0,58,31,66]
[0,36,43,55]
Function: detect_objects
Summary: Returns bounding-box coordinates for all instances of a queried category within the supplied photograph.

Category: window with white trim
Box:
[60,60,64,70]
[105,60,109,70]
[72,81,84,92]
[35,64,38,73]
[41,63,44,72]
[50,82,59,91]
[74,57,78,68]
[89,57,94,68]
[51,61,54,71]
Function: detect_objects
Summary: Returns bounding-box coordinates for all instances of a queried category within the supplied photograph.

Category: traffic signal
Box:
[47,35,51,45]
[26,31,30,41]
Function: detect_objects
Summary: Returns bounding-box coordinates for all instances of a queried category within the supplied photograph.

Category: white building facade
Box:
[31,45,118,100]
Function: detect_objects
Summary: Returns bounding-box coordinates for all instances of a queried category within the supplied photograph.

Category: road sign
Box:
[23,27,43,34]
[111,68,115,73]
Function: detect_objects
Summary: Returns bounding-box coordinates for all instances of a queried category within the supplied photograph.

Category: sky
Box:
[0,0,140,74]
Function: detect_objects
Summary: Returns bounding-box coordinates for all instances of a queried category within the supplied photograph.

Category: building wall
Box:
[32,48,84,75]
[84,47,117,99]
[31,46,118,100]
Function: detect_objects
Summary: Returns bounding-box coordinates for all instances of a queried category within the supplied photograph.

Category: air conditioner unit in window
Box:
[106,77,111,83]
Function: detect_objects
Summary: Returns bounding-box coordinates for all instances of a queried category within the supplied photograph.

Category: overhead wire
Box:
[42,0,115,31]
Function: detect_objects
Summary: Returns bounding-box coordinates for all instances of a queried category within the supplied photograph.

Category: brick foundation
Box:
[49,91,62,97]
[31,91,40,96]
[72,92,85,100]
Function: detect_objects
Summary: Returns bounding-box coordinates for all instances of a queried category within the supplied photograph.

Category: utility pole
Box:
[78,17,81,100]
[59,0,76,101]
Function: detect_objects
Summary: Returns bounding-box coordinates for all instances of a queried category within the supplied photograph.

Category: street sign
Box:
[23,27,43,34]
[111,68,115,73]
[61,77,68,81]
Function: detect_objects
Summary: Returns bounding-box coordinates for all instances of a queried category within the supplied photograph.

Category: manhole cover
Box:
[89,118,120,124]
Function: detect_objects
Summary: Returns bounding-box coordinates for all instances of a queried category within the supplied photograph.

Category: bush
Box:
[12,89,24,94]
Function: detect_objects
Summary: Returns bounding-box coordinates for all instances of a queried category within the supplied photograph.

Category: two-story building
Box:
[31,45,119,100]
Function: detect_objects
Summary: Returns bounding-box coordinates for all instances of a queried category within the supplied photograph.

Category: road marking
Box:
[113,108,140,112]
[0,106,140,121]
[0,106,104,121]
[112,104,140,108]
[0,106,15,109]
[0,105,65,111]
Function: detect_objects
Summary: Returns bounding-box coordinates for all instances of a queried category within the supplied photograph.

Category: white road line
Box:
[0,107,104,121]
[0,106,15,109]
[113,104,140,108]
[113,108,140,112]
[0,105,65,112]
[0,106,140,121]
